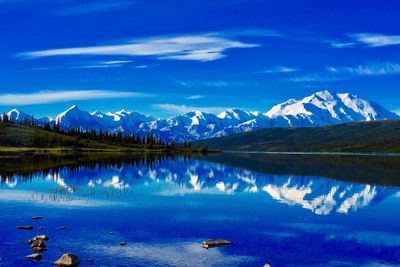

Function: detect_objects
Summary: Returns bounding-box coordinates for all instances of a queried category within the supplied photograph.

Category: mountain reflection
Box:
[1,154,398,215]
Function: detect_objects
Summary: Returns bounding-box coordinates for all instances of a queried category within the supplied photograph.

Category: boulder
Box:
[202,239,233,249]
[30,238,46,249]
[29,235,49,244]
[16,225,33,230]
[263,264,271,267]
[119,241,127,246]
[26,253,42,260]
[55,253,81,266]
[58,226,67,230]
[32,216,43,220]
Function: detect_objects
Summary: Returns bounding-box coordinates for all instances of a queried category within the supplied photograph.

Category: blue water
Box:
[0,155,399,266]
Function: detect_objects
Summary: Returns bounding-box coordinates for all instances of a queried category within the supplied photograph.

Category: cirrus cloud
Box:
[349,33,400,47]
[19,32,262,62]
[0,90,150,106]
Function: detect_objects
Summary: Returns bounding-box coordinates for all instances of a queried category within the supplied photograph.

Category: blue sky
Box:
[0,0,399,118]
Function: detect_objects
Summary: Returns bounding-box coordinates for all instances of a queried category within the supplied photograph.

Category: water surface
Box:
[0,153,399,266]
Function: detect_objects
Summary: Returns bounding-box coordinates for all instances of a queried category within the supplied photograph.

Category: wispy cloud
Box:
[134,65,151,69]
[153,103,229,115]
[186,95,204,100]
[174,79,259,88]
[290,72,344,83]
[19,32,263,62]
[71,60,133,69]
[0,90,149,106]
[259,66,298,73]
[324,40,356,48]
[328,62,400,76]
[290,62,400,82]
[56,1,135,16]
[349,33,400,47]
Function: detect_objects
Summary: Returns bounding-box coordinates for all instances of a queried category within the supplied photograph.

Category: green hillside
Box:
[0,123,208,155]
[194,120,400,153]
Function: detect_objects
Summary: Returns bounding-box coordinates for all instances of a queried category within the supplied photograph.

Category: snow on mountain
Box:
[4,90,399,141]
[56,105,103,130]
[2,109,51,125]
[264,90,399,127]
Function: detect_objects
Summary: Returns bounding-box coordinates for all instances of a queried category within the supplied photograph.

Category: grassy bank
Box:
[0,123,218,156]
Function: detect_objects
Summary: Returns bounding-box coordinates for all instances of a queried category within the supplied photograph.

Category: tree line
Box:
[1,113,194,149]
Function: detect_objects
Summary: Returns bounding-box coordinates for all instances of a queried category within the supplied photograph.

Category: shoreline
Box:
[222,150,400,157]
[0,146,221,157]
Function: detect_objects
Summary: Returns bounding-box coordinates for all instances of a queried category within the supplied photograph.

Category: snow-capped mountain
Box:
[1,109,51,125]
[264,90,398,127]
[4,90,399,141]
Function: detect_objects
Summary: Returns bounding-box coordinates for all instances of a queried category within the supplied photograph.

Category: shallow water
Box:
[0,153,399,266]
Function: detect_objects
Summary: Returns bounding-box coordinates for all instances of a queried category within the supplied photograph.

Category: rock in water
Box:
[202,239,233,249]
[263,264,272,267]
[16,225,33,230]
[35,235,49,241]
[119,241,127,246]
[55,254,81,266]
[32,216,43,220]
[26,253,42,260]
[58,226,67,230]
[29,235,49,244]
[32,246,46,252]
[30,238,46,249]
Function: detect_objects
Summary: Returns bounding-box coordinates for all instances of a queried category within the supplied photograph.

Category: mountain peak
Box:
[68,104,80,111]
[314,90,335,99]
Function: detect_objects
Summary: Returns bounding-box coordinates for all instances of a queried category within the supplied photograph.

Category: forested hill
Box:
[0,123,202,154]
[193,120,400,153]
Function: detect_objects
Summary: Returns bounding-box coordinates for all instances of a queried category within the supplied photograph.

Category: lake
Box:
[0,153,399,266]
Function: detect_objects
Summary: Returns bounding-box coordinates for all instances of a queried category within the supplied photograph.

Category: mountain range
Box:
[3,90,399,141]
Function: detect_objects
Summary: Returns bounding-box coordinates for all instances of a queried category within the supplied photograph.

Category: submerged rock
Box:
[26,253,42,260]
[263,264,271,267]
[16,225,33,230]
[32,216,43,220]
[202,239,233,249]
[55,253,81,266]
[58,226,67,230]
[119,241,127,246]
